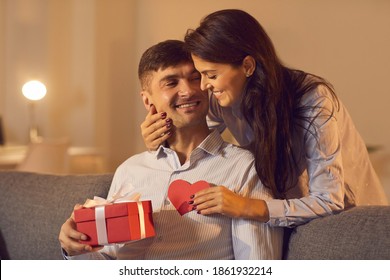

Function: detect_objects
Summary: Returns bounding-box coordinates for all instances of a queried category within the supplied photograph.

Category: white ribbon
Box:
[95,206,108,245]
[137,202,146,239]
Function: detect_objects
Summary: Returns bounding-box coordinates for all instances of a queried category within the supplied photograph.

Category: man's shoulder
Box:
[116,151,154,169]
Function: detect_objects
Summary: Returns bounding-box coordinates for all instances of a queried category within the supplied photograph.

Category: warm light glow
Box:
[22,80,47,101]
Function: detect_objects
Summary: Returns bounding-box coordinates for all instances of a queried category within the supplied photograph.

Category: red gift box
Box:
[74,201,155,246]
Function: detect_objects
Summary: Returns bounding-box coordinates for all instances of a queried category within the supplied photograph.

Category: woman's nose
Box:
[200,78,210,91]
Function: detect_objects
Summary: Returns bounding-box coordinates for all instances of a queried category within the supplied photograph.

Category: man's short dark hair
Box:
[138,40,192,90]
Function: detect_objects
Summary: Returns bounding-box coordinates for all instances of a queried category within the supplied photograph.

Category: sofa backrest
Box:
[285,205,390,259]
[1,171,389,260]
[0,171,112,260]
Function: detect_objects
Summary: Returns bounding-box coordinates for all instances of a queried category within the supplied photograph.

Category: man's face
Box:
[142,62,209,130]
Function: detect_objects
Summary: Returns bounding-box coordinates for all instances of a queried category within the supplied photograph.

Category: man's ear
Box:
[140,90,152,111]
[242,55,256,76]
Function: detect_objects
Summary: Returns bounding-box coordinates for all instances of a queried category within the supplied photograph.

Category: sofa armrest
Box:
[0,171,113,260]
[285,206,390,259]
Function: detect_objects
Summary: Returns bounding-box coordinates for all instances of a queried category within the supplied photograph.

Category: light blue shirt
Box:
[207,85,388,227]
[70,130,283,259]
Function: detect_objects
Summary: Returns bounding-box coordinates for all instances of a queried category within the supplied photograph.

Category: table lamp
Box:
[22,80,47,142]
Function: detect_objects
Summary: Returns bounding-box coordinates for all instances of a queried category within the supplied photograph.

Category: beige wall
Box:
[0,0,4,116]
[1,0,390,197]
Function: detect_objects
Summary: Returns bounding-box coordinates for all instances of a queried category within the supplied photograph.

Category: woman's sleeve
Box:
[266,87,345,227]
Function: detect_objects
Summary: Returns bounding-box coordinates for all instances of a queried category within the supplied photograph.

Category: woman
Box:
[141,9,387,227]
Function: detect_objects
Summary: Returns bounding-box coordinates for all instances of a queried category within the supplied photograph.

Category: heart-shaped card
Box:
[168,179,210,216]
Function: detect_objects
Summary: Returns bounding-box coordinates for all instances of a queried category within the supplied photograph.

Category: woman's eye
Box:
[207,74,217,79]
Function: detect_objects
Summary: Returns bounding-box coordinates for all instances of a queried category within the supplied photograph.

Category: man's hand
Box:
[140,104,172,151]
[58,204,102,256]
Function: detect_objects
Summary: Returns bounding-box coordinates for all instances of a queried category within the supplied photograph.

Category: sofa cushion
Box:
[0,171,112,260]
[285,206,390,259]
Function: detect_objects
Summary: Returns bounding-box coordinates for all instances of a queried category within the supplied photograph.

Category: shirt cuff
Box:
[266,199,288,227]
[61,247,94,260]
[61,248,70,260]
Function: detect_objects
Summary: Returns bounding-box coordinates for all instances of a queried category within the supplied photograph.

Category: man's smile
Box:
[175,101,201,109]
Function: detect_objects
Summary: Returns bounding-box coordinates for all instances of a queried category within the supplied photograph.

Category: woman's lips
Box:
[212,91,223,99]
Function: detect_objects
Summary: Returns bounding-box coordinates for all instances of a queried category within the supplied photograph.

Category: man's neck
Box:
[167,125,211,165]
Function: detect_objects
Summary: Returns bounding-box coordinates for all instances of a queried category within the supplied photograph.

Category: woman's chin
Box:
[217,97,233,107]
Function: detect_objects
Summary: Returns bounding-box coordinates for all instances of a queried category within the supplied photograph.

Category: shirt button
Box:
[164,199,170,205]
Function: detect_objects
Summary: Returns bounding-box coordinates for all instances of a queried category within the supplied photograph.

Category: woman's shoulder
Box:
[299,75,338,107]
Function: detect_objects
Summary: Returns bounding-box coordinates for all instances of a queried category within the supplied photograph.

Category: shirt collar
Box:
[196,129,224,156]
[154,129,224,159]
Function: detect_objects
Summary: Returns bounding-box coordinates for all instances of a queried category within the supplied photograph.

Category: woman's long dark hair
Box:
[185,9,338,199]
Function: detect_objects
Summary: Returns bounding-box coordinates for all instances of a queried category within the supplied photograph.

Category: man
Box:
[59,40,283,259]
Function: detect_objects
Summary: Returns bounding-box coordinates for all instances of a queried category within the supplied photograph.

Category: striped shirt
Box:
[72,130,283,260]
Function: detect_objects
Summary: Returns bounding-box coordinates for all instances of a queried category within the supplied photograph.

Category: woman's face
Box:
[191,55,248,107]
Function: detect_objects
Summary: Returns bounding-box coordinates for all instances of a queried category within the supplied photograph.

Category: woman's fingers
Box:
[141,105,172,150]
[191,186,242,216]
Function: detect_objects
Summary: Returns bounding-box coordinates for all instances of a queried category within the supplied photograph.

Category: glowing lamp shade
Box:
[22,80,47,142]
[22,80,47,101]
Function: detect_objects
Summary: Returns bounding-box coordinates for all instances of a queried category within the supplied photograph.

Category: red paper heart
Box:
[168,179,210,216]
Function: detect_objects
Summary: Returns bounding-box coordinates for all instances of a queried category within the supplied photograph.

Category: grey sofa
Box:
[0,170,389,260]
